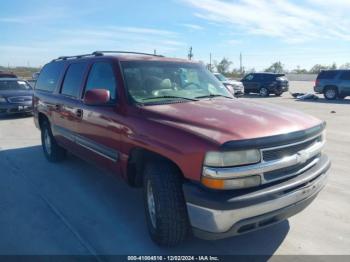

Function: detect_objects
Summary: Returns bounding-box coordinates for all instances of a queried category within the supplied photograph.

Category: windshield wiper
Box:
[195,94,233,99]
[142,96,199,101]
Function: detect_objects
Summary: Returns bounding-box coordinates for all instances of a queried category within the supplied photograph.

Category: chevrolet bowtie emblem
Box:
[297,150,309,164]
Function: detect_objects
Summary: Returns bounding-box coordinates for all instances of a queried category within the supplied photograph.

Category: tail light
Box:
[315,79,320,86]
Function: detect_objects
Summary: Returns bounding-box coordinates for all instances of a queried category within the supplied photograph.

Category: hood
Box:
[0,89,33,98]
[139,98,322,145]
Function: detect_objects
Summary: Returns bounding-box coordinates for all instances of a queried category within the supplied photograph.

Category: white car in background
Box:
[214,73,244,97]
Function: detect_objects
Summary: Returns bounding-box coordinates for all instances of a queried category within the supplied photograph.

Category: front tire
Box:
[143,161,189,247]
[41,121,66,162]
[259,87,269,97]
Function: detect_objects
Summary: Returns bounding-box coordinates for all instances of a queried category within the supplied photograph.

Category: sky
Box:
[0,0,350,71]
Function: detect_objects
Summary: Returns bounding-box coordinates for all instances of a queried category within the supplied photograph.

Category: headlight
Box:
[204,150,261,167]
[0,97,7,103]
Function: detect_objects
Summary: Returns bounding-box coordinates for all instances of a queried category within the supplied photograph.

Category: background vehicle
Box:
[241,73,289,97]
[214,72,244,97]
[0,71,17,78]
[0,78,33,115]
[314,70,350,100]
[34,51,330,247]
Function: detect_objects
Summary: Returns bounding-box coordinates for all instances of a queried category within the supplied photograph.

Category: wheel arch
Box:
[126,147,184,188]
[38,112,50,130]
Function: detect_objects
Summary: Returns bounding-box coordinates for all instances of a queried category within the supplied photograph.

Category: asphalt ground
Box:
[0,81,349,256]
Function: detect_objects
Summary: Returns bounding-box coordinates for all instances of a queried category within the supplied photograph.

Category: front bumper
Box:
[0,102,33,115]
[183,154,330,240]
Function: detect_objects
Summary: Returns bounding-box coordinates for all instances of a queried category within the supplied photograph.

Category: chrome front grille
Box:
[263,135,322,161]
[203,132,325,186]
[7,96,32,103]
[263,154,320,182]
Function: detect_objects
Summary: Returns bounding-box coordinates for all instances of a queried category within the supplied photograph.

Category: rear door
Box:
[75,61,122,173]
[51,62,89,149]
[338,71,350,96]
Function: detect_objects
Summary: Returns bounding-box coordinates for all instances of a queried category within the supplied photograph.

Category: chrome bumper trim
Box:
[187,172,328,234]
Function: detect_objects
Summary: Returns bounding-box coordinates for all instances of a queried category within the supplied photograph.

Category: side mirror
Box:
[83,89,110,105]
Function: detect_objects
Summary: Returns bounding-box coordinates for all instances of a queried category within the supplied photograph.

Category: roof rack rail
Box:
[51,50,164,62]
[51,52,103,62]
[92,51,164,57]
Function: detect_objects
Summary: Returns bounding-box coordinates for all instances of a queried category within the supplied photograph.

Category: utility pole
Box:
[240,52,243,74]
[188,46,193,60]
[209,53,212,72]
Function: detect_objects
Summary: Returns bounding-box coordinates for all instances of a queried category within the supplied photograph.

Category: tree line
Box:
[209,58,350,77]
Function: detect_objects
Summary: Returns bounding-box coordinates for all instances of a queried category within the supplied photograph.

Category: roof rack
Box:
[52,50,164,62]
[51,52,103,62]
[92,51,164,57]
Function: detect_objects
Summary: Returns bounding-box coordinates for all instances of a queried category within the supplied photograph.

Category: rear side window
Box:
[61,62,88,98]
[36,62,65,92]
[84,62,117,100]
[317,71,338,80]
[339,71,350,80]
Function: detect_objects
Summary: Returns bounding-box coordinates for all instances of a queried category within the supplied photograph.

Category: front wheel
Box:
[41,121,66,162]
[259,87,269,97]
[143,161,189,247]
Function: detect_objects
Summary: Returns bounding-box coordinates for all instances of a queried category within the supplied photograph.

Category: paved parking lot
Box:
[0,81,349,256]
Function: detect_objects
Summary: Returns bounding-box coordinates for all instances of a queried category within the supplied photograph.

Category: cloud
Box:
[0,26,187,66]
[182,0,350,43]
[181,23,204,30]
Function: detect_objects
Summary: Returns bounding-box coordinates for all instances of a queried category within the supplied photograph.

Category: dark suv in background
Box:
[242,73,289,97]
[314,70,350,100]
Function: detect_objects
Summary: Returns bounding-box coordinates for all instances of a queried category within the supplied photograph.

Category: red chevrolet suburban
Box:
[33,51,330,246]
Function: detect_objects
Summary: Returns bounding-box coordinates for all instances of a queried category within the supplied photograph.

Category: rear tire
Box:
[324,86,338,100]
[41,121,66,162]
[143,161,189,247]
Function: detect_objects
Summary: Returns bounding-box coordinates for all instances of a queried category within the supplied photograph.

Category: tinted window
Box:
[0,80,32,91]
[61,62,88,98]
[244,74,254,81]
[85,62,117,100]
[36,62,65,92]
[317,71,338,80]
[339,71,350,80]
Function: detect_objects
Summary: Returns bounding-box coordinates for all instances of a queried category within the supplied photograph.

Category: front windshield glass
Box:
[0,80,32,91]
[215,73,227,81]
[121,61,232,104]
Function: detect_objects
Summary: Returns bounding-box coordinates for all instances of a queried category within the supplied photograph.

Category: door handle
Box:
[76,109,83,118]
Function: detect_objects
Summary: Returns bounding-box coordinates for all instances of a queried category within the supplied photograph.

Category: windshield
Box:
[214,73,227,81]
[0,80,32,91]
[121,61,232,104]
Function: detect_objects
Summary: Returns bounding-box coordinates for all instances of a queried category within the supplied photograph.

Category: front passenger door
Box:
[75,61,123,174]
